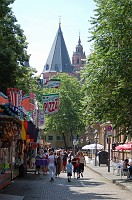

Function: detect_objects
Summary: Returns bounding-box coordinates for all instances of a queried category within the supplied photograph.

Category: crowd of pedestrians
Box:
[34,147,86,182]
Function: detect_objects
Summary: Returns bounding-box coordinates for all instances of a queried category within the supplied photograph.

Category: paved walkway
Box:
[0,157,131,199]
[85,156,132,193]
[0,193,24,200]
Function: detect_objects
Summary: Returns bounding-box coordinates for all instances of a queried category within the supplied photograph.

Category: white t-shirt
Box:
[48,155,55,165]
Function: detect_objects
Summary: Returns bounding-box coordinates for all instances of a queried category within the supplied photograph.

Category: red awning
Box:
[115,142,132,151]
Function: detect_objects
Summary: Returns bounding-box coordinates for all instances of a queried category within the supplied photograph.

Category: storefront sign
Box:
[42,94,59,114]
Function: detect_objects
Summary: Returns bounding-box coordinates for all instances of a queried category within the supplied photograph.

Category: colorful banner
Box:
[23,121,39,142]
[29,93,36,111]
[22,93,36,112]
[22,93,37,123]
[6,88,22,108]
[42,94,59,114]
[43,79,60,88]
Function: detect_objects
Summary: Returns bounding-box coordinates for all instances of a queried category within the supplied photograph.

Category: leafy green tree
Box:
[44,73,85,149]
[0,0,29,94]
[16,65,40,95]
[81,0,132,138]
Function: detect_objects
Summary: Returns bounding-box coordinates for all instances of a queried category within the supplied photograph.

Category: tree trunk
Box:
[62,133,67,150]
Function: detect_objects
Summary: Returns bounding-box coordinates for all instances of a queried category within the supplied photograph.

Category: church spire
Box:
[42,23,72,74]
[78,31,81,45]
[72,33,86,72]
[59,16,61,28]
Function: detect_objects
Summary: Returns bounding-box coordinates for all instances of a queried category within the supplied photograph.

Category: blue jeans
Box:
[48,164,55,179]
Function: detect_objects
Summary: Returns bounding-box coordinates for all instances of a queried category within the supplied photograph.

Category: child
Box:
[66,159,72,182]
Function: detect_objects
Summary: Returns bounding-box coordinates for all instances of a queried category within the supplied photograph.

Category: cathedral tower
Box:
[72,34,86,72]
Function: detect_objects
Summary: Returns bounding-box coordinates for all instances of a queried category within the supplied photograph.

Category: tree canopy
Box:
[81,0,132,138]
[44,73,85,149]
[0,0,30,94]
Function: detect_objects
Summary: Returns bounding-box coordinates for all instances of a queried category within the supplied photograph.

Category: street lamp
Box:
[86,136,89,144]
[73,138,78,157]
[94,132,98,166]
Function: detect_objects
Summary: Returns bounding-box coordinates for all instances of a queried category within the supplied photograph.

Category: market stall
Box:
[0,105,23,189]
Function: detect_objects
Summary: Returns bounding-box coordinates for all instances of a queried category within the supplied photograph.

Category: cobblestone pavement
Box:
[0,166,131,200]
[85,157,132,193]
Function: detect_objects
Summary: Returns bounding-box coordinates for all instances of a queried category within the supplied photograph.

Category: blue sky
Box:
[11,0,96,75]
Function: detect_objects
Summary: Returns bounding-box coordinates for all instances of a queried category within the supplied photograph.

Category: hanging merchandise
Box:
[38,110,44,127]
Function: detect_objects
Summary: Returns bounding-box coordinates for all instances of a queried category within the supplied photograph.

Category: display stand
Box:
[0,173,11,190]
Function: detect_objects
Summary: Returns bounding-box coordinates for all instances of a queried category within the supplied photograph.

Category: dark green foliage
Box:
[81,0,132,137]
[0,0,29,94]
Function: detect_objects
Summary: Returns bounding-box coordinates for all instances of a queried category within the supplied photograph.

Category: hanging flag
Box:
[29,93,36,111]
[7,88,22,119]
[21,120,26,140]
[23,121,39,142]
[22,93,36,112]
[43,79,60,88]
[42,93,59,114]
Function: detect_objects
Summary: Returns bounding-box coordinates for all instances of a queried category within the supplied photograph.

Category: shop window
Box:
[48,135,53,140]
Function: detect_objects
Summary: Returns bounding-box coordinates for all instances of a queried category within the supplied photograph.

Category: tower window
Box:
[46,64,49,70]
[77,58,79,64]
[55,64,59,72]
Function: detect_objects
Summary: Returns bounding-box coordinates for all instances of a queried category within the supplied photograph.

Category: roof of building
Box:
[42,23,73,73]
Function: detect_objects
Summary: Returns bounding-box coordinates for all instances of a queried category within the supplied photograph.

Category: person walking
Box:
[62,150,68,172]
[48,150,55,182]
[55,151,62,177]
[78,151,86,177]
[66,159,72,182]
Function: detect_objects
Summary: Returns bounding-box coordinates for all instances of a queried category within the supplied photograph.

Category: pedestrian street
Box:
[0,165,131,200]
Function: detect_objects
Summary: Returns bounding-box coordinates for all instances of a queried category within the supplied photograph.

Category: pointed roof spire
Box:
[59,15,61,27]
[43,23,72,73]
[78,31,81,45]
